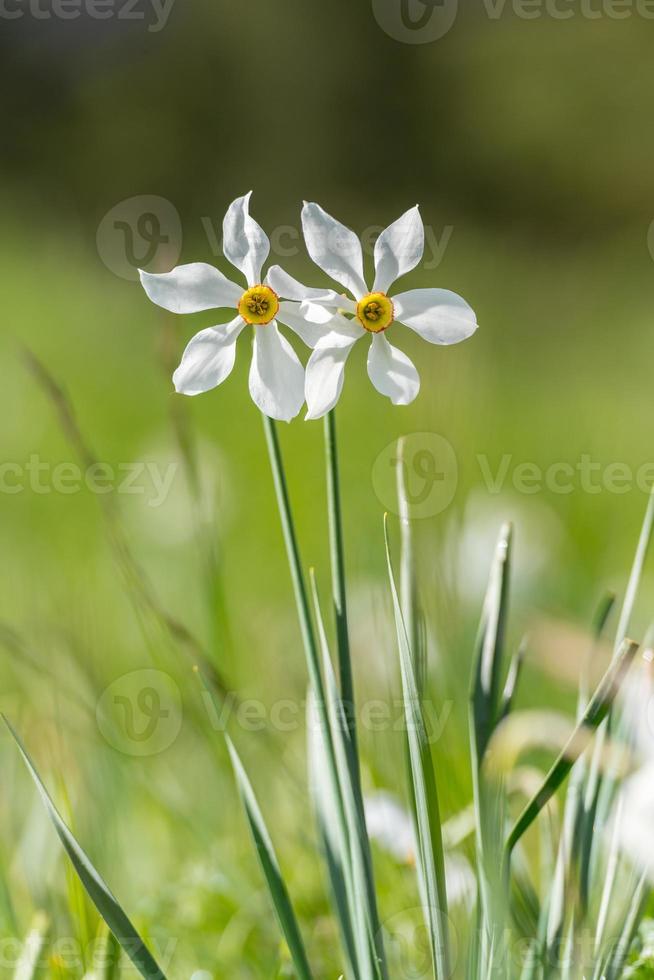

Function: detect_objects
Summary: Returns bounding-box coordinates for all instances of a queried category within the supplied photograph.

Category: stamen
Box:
[356,292,394,333]
[238,285,279,325]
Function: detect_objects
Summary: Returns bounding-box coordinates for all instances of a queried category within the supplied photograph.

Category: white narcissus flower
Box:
[364,791,476,908]
[139,192,331,423]
[293,202,478,419]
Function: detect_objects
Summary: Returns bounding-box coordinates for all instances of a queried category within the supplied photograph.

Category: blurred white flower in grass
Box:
[616,763,654,881]
[614,654,654,881]
[285,202,477,418]
[140,193,325,422]
[364,791,476,908]
[445,489,564,607]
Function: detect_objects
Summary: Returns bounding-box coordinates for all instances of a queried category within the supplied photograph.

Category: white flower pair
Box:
[139,192,478,422]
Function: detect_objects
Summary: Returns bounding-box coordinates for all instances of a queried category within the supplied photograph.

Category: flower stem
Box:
[324,409,357,747]
[261,413,322,697]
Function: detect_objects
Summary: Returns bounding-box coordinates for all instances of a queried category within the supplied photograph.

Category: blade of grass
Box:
[544,594,616,960]
[498,638,527,723]
[226,737,314,980]
[324,410,356,744]
[3,717,166,980]
[582,491,654,915]
[385,516,450,980]
[469,524,512,977]
[604,869,649,980]
[310,571,385,980]
[262,415,386,979]
[306,695,358,979]
[396,436,423,684]
[13,912,49,980]
[23,349,230,701]
[472,523,513,763]
[504,637,638,862]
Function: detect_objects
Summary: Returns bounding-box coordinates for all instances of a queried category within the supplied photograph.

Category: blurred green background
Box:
[2,1,654,975]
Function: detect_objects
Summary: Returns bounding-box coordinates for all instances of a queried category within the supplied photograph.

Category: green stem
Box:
[262,414,322,697]
[264,413,387,980]
[324,410,356,744]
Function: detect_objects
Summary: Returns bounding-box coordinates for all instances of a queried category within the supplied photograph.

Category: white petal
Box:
[173,317,244,396]
[248,322,305,422]
[367,333,419,405]
[301,202,368,299]
[305,338,357,420]
[373,205,424,294]
[315,314,363,347]
[139,264,241,314]
[223,191,270,286]
[299,298,357,325]
[266,265,342,305]
[276,301,334,349]
[393,288,478,345]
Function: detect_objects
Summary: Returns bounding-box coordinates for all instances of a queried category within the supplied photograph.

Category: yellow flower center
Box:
[238,285,279,325]
[356,292,394,333]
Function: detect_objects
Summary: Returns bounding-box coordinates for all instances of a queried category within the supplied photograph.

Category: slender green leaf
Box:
[385,516,450,980]
[3,717,166,980]
[306,695,358,978]
[13,912,49,980]
[324,409,356,745]
[498,638,526,723]
[471,523,513,763]
[469,524,513,978]
[504,638,638,859]
[605,870,649,980]
[226,736,314,980]
[310,572,385,980]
